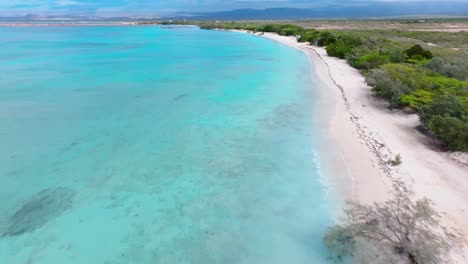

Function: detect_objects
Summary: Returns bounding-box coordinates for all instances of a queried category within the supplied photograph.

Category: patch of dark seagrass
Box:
[1,187,75,237]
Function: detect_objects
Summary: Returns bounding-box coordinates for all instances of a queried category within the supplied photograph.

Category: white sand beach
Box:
[248,31,468,260]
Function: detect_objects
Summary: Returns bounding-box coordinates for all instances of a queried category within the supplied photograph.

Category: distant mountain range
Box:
[2,4,468,21]
[177,6,468,20]
[177,8,337,20]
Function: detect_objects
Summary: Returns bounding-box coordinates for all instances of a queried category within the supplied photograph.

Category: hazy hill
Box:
[178,5,468,20]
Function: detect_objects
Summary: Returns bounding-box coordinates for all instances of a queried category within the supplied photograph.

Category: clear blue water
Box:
[0,26,332,263]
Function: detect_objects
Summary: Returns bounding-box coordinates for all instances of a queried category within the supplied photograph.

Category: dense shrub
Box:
[421,76,468,95]
[258,24,282,33]
[426,115,468,151]
[425,57,468,81]
[241,24,261,31]
[326,34,363,59]
[419,94,468,151]
[353,52,390,70]
[257,24,306,37]
[379,63,428,90]
[298,29,320,43]
[366,69,411,107]
[400,89,434,108]
[316,31,336,46]
[388,49,408,63]
[278,24,304,36]
[346,45,371,66]
[326,40,352,59]
[405,44,433,62]
[344,38,407,69]
[367,64,467,108]
[420,94,467,121]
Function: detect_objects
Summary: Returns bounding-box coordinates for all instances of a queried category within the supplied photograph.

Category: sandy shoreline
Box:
[236,30,468,260]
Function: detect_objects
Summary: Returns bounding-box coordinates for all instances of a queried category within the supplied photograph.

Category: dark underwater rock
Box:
[173,93,188,102]
[2,187,75,237]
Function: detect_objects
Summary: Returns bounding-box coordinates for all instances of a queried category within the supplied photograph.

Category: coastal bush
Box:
[400,90,434,109]
[326,34,363,59]
[368,63,467,108]
[345,45,372,67]
[425,57,468,81]
[420,93,467,121]
[326,40,352,59]
[298,29,320,43]
[316,31,336,46]
[238,24,261,31]
[344,37,407,69]
[398,76,467,110]
[421,76,468,95]
[405,44,433,62]
[379,63,427,90]
[419,94,468,151]
[425,115,468,151]
[366,69,412,107]
[278,24,304,36]
[353,52,390,70]
[258,24,282,33]
[324,186,463,263]
[388,48,408,63]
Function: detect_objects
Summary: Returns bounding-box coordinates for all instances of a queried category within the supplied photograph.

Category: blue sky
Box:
[0,0,467,17]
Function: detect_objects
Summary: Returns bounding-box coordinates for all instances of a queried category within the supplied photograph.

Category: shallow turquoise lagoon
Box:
[0,26,332,263]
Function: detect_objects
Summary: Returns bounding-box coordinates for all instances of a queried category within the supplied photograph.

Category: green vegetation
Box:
[324,185,463,263]
[425,57,468,81]
[420,94,468,151]
[326,34,363,59]
[389,153,402,166]
[166,21,468,151]
[405,44,433,63]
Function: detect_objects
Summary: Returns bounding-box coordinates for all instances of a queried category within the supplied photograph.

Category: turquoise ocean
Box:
[0,26,332,263]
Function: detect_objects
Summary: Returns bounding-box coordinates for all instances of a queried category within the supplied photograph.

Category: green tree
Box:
[405,45,433,61]
[354,53,390,70]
